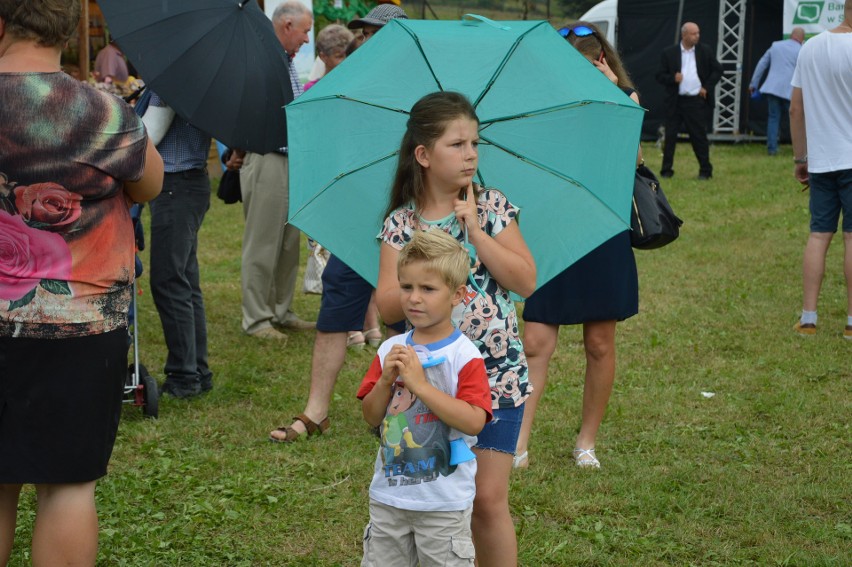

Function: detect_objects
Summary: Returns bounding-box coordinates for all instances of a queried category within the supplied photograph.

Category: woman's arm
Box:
[376,241,405,324]
[124,138,164,204]
[456,185,536,298]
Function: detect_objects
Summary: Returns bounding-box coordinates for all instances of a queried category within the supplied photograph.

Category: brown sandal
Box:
[269,413,330,443]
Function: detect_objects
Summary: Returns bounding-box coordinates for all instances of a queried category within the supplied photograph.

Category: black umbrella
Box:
[99,0,294,154]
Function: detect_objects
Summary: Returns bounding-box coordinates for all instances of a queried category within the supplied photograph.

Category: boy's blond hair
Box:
[398,230,469,290]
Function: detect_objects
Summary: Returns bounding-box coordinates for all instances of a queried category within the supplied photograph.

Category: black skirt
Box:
[522,231,639,325]
[0,329,127,483]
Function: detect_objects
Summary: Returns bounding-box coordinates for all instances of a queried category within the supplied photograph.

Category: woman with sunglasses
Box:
[514,21,640,469]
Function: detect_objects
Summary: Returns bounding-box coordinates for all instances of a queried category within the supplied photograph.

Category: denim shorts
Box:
[809,168,852,233]
[474,404,525,455]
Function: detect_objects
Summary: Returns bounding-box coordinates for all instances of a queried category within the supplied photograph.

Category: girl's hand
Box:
[593,56,618,85]
[453,183,479,235]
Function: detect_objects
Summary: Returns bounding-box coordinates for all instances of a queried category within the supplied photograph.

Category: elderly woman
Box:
[303,24,354,90]
[0,1,163,564]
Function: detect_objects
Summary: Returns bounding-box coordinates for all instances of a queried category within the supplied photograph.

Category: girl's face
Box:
[416,117,479,194]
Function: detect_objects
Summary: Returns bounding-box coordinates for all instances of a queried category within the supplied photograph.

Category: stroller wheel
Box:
[140,372,159,419]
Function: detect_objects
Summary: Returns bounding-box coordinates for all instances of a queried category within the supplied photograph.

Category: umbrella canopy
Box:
[99,0,293,154]
[286,16,645,288]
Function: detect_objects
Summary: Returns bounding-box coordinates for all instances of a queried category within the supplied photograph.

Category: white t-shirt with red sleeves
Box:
[357,329,492,512]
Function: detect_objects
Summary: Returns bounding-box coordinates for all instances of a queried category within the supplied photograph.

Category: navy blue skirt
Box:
[522,231,638,325]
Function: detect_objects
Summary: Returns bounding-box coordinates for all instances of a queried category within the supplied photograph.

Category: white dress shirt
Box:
[679,44,702,96]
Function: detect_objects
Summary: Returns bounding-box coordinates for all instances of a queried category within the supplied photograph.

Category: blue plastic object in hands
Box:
[449,438,477,465]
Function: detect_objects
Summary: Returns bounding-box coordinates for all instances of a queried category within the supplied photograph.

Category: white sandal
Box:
[347,331,365,350]
[573,448,601,469]
[512,451,529,469]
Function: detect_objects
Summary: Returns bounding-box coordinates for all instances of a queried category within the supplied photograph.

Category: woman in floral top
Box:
[376,92,536,567]
[0,1,163,563]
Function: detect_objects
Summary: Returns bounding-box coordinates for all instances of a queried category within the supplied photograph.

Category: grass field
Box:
[7,142,851,566]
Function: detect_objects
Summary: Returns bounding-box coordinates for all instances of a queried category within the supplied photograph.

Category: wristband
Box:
[794,156,808,164]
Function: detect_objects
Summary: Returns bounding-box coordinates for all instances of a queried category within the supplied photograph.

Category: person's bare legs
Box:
[843,232,852,316]
[802,232,834,312]
[31,482,98,567]
[575,320,617,453]
[471,448,516,567]
[0,484,23,565]
[514,322,559,464]
[270,331,348,440]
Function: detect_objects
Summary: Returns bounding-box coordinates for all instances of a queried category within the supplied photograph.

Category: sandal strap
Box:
[293,414,330,437]
[294,414,318,435]
[573,447,600,467]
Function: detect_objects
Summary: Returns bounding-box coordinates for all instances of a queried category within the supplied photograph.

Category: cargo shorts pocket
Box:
[448,536,475,565]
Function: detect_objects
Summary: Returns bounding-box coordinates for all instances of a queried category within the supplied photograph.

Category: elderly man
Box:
[656,22,723,180]
[749,28,805,156]
[790,6,852,339]
[239,1,315,341]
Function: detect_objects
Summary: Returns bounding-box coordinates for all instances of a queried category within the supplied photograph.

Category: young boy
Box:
[356,229,492,566]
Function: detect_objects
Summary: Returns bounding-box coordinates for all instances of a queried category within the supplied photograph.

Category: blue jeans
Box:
[149,169,212,388]
[765,94,789,155]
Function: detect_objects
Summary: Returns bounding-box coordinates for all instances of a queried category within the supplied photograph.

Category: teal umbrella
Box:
[286,16,644,288]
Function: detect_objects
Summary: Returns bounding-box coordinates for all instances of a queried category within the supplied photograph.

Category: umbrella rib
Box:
[289,152,400,220]
[478,134,627,226]
[291,94,411,116]
[472,21,549,108]
[398,22,444,92]
[480,100,645,127]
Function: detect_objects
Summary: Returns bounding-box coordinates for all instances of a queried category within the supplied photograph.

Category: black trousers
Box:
[662,95,713,177]
[149,169,212,388]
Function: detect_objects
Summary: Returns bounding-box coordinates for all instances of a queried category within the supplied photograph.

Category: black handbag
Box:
[216,169,242,204]
[630,165,683,249]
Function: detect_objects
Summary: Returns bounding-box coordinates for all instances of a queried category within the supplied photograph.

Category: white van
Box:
[578,0,617,47]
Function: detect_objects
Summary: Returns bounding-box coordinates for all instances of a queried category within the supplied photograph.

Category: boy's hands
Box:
[382,345,427,394]
[379,346,401,387]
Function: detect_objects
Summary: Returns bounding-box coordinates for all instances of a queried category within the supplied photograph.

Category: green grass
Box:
[8,142,851,566]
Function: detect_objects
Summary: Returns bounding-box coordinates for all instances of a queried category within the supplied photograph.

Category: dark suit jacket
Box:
[656,42,723,119]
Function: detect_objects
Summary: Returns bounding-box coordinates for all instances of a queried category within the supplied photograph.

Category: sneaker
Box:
[277,316,316,331]
[160,378,202,399]
[793,321,816,336]
[248,327,289,342]
[844,325,852,340]
[200,374,213,393]
[660,170,674,178]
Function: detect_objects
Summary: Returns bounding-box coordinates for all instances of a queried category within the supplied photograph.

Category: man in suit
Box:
[749,27,805,156]
[656,22,723,180]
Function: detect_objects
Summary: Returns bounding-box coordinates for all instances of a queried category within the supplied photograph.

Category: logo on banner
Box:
[793,1,824,23]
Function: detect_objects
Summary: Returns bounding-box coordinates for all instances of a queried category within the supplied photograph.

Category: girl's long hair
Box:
[384,91,480,220]
[565,20,636,92]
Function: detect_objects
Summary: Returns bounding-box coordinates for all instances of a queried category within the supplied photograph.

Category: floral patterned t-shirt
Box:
[0,72,147,339]
[379,188,531,409]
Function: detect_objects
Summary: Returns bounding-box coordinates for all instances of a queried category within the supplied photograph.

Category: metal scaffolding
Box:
[712,0,748,139]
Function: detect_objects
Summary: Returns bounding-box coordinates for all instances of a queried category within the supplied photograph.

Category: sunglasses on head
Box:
[558,25,596,39]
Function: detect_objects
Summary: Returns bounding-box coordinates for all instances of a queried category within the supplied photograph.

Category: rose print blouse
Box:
[379,188,531,410]
[0,72,147,339]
